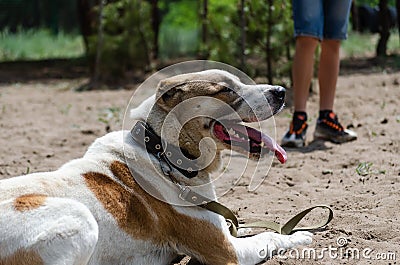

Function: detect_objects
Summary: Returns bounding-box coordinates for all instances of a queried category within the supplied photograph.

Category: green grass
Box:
[1,27,398,62]
[0,29,85,61]
[342,30,400,57]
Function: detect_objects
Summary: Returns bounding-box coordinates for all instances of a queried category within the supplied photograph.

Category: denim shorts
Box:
[292,0,352,40]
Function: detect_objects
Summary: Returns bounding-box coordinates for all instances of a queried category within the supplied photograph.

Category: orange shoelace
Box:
[289,121,307,134]
[320,117,344,132]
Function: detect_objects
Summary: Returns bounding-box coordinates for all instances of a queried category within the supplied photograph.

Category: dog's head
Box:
[134,69,286,172]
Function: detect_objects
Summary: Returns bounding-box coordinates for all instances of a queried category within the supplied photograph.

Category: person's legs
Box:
[313,0,356,144]
[315,41,357,143]
[318,39,341,111]
[319,0,352,112]
[282,36,319,147]
[292,36,319,112]
[282,0,323,147]
[291,0,323,112]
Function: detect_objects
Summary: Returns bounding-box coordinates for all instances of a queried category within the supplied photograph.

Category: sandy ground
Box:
[0,64,399,264]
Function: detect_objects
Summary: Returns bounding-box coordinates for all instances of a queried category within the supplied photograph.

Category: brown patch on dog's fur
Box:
[109,160,137,190]
[83,161,238,265]
[14,194,47,212]
[0,248,43,265]
[82,171,153,230]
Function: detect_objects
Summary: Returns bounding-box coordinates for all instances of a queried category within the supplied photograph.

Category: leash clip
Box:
[157,152,184,187]
[178,186,190,200]
[157,152,172,176]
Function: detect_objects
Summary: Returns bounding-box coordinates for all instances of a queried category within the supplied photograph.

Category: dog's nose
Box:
[270,86,286,101]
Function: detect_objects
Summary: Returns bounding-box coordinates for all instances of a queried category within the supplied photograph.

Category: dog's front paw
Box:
[257,231,313,260]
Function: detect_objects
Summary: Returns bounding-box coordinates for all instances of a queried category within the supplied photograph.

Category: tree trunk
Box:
[150,0,160,60]
[376,0,390,57]
[136,0,151,68]
[77,0,97,54]
[351,0,360,31]
[92,0,105,86]
[397,0,400,46]
[239,0,246,70]
[200,0,208,59]
[266,0,273,84]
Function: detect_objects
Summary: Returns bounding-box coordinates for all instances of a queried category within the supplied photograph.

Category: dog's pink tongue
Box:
[261,134,287,164]
[235,125,287,164]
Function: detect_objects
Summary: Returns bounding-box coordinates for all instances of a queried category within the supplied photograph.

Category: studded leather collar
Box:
[130,121,199,179]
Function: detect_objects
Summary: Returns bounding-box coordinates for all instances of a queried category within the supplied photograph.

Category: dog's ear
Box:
[155,79,187,110]
[156,74,222,110]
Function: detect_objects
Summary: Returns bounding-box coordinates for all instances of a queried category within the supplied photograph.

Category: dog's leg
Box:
[0,195,98,265]
[228,231,313,264]
[175,213,311,265]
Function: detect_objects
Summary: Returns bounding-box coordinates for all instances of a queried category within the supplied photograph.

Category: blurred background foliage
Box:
[0,0,399,87]
[158,1,199,60]
[86,0,153,82]
[158,0,199,59]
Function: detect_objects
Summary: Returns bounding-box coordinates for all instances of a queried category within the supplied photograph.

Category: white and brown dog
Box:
[0,70,312,265]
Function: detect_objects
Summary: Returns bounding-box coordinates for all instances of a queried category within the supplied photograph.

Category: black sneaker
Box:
[281,112,308,148]
[314,111,357,143]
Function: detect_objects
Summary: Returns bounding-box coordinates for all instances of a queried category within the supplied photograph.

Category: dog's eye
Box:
[220,87,234,94]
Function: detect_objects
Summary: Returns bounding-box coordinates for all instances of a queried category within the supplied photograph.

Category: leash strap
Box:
[201,200,333,237]
[238,205,333,236]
